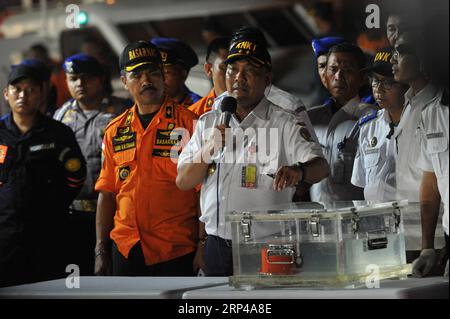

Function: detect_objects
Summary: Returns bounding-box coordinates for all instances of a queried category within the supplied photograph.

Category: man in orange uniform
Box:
[94,41,200,276]
[189,37,230,116]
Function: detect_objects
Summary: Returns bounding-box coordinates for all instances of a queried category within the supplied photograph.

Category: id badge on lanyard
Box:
[241,141,257,189]
[331,139,346,184]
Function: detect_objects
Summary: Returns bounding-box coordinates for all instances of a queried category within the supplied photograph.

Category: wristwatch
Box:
[293,162,306,184]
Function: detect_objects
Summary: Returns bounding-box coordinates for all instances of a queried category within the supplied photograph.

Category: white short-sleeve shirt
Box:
[416,96,449,235]
[352,108,398,201]
[212,85,318,142]
[307,96,377,202]
[394,84,443,202]
[178,97,324,239]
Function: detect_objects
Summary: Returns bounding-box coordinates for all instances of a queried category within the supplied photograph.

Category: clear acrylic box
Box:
[227,200,413,288]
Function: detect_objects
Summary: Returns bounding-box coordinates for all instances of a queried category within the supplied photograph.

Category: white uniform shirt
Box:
[416,92,449,235]
[394,84,441,202]
[351,108,398,201]
[212,85,318,142]
[54,98,120,202]
[178,97,324,239]
[308,96,377,202]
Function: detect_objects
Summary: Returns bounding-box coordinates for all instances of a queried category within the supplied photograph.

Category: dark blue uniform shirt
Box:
[0,112,86,286]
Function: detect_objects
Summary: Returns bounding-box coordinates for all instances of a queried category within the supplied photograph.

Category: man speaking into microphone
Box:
[176,27,329,276]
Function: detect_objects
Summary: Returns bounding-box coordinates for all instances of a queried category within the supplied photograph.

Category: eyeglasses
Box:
[369,77,397,90]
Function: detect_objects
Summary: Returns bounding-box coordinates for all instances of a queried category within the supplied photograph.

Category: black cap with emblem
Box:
[362,47,395,77]
[119,41,163,72]
[224,26,271,69]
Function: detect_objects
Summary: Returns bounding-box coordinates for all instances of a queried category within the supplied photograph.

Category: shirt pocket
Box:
[152,156,178,182]
[112,148,137,187]
[363,149,381,185]
[364,149,381,168]
[426,135,448,177]
[28,148,57,183]
[112,148,136,166]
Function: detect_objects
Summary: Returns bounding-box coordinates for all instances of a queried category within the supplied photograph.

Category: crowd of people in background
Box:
[0,1,448,287]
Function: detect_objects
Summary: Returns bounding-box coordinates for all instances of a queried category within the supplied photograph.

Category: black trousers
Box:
[203,235,233,276]
[0,243,68,288]
[112,241,195,276]
[67,212,96,276]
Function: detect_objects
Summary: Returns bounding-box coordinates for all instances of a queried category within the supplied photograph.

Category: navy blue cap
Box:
[311,36,346,58]
[150,37,198,70]
[63,53,103,75]
[20,59,51,81]
[8,64,43,85]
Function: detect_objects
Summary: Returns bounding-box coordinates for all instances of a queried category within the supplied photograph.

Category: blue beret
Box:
[311,36,346,58]
[20,59,51,81]
[150,37,198,69]
[63,53,103,75]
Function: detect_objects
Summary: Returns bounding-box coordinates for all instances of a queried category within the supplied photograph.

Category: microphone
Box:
[219,96,237,127]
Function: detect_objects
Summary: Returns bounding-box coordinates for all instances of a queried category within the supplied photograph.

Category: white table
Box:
[182,277,449,299]
[0,276,227,299]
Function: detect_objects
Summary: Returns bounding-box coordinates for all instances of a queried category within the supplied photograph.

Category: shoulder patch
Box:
[54,100,74,121]
[358,110,378,126]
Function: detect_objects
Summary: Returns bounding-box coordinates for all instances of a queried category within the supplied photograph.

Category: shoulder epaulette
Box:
[104,109,130,133]
[358,109,378,126]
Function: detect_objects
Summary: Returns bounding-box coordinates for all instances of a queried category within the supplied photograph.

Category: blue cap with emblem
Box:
[63,53,104,75]
[311,36,346,58]
[150,37,198,70]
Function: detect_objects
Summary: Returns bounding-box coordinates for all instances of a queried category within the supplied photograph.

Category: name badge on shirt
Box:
[154,128,180,146]
[29,143,56,152]
[365,148,379,155]
[112,132,136,153]
[426,132,444,139]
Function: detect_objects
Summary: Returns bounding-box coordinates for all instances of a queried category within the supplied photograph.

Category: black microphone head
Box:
[220,96,237,114]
